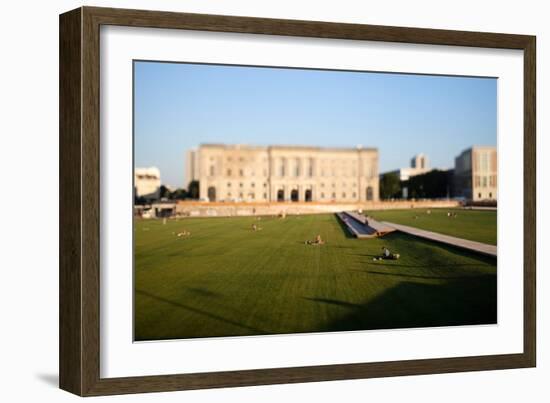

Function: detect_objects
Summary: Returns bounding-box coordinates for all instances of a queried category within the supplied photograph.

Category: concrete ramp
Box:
[335,211,396,239]
[344,211,396,236]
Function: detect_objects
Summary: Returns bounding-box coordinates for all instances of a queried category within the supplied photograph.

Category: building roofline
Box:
[198,143,377,152]
[457,145,497,155]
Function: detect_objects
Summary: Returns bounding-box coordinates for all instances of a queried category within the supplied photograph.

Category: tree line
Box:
[134,180,200,205]
[379,169,454,200]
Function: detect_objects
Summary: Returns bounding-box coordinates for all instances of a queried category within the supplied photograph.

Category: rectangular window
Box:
[481,152,489,172]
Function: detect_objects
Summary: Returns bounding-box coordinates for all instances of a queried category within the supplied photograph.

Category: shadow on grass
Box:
[303,297,359,309]
[186,287,221,298]
[354,262,491,269]
[351,231,497,264]
[135,289,266,337]
[355,269,483,281]
[306,274,497,332]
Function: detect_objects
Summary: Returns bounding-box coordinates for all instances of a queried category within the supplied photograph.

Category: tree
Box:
[187,180,199,199]
[159,185,171,199]
[170,188,188,200]
[134,196,147,205]
[379,172,401,199]
[405,169,453,199]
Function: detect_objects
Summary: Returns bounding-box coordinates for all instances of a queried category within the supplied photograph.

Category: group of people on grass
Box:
[171,214,400,261]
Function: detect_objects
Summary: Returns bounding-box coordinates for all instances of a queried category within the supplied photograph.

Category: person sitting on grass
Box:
[305,234,325,245]
[373,246,400,260]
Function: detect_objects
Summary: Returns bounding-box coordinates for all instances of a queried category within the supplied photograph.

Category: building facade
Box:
[134,167,161,201]
[185,148,200,187]
[454,146,497,202]
[193,144,379,203]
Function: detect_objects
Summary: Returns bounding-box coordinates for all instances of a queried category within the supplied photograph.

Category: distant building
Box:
[382,154,431,198]
[386,153,431,181]
[454,146,497,202]
[192,144,379,203]
[134,167,161,201]
[185,148,200,187]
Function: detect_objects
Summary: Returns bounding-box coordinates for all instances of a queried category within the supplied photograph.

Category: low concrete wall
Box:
[174,200,461,218]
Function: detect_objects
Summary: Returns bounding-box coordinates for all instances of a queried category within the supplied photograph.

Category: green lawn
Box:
[135,213,496,341]
[367,208,497,245]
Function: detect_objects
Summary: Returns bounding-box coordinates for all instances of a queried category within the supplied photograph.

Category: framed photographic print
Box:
[59,6,536,396]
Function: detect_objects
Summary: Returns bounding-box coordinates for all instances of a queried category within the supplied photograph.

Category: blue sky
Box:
[134,61,496,188]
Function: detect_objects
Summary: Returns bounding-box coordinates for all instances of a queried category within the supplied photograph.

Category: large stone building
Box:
[189,144,379,203]
[134,167,161,201]
[454,146,497,202]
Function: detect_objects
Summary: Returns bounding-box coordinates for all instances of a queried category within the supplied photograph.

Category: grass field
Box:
[135,212,497,341]
[367,208,497,245]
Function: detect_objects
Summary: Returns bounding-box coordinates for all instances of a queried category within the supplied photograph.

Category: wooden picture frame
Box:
[59,6,536,396]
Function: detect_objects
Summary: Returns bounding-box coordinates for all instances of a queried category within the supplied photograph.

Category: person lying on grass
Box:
[373,246,400,261]
[305,234,325,245]
[251,223,262,231]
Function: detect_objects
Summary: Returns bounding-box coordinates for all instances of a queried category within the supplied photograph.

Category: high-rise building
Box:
[185,148,200,187]
[384,153,431,181]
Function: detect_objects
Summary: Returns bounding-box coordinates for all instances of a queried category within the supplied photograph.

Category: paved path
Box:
[381,221,497,258]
